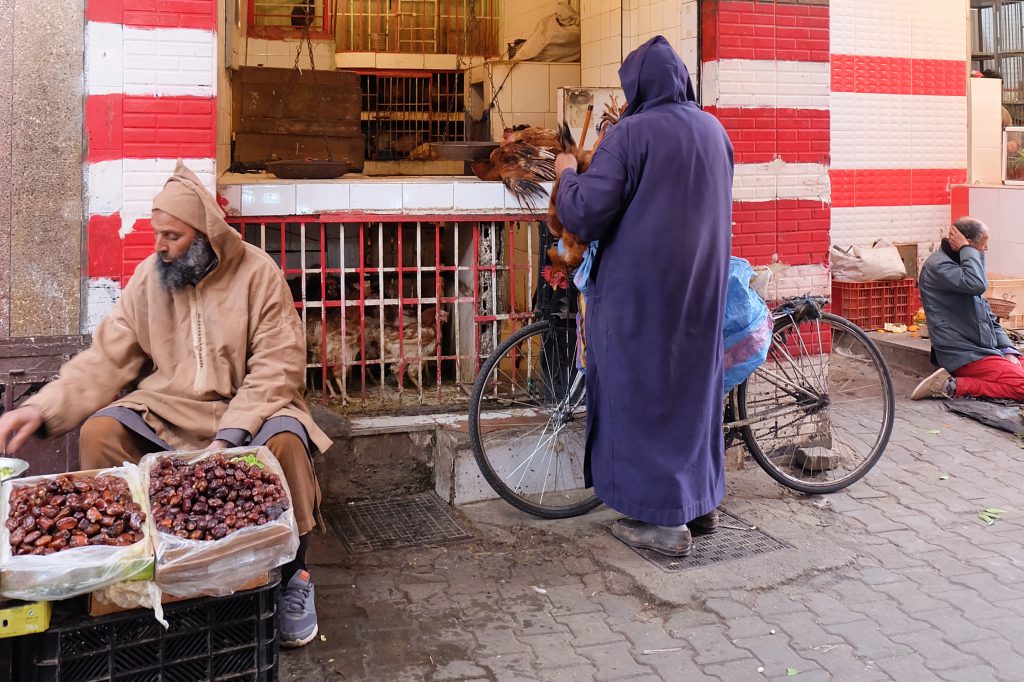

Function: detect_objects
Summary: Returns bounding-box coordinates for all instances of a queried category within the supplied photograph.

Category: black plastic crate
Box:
[12,577,279,682]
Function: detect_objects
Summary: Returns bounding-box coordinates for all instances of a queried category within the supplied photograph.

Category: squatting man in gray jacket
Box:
[912,216,1024,400]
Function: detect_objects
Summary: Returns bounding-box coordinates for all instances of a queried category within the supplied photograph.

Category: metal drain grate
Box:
[607,510,788,572]
[325,493,473,553]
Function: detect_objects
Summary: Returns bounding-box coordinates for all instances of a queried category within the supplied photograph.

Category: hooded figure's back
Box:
[554,35,735,526]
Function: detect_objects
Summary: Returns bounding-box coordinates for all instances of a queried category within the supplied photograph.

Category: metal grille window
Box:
[249,0,334,39]
[335,0,498,55]
[227,216,539,412]
[972,0,1024,124]
[360,71,465,160]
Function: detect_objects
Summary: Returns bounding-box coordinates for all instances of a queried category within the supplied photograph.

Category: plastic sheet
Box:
[724,256,772,393]
[0,465,154,601]
[141,447,299,599]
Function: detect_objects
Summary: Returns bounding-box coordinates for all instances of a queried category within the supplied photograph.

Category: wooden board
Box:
[234,132,365,171]
[237,67,361,135]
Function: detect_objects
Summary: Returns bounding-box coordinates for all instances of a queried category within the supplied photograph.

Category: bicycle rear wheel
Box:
[737,312,894,494]
[468,319,600,519]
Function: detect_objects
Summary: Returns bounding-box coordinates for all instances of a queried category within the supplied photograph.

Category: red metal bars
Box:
[227,215,535,411]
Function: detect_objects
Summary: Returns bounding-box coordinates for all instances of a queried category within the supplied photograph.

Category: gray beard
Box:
[156,235,217,291]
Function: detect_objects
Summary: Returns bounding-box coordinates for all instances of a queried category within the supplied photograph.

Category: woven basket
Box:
[987,297,1017,318]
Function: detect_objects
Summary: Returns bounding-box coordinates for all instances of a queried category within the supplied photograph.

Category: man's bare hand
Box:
[0,406,43,455]
[205,439,231,451]
[947,224,970,252]
[555,153,577,177]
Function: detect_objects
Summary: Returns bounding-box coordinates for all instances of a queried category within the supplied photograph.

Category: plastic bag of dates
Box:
[0,466,154,600]
[140,446,299,598]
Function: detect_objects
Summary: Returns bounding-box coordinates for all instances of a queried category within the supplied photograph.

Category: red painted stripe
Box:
[86,94,216,162]
[951,185,970,224]
[830,169,968,208]
[706,107,830,164]
[716,1,829,62]
[86,0,217,30]
[123,219,155,281]
[87,213,123,279]
[831,55,967,96]
[732,199,830,266]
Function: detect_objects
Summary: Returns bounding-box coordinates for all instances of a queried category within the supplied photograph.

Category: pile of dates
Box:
[149,454,289,541]
[6,475,145,556]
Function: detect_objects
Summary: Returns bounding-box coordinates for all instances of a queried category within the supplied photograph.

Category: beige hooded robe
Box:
[26,162,332,454]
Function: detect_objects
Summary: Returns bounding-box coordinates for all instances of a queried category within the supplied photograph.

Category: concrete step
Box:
[867,331,934,378]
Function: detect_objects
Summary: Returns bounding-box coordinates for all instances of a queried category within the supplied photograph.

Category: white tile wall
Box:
[241,184,297,216]
[296,184,351,213]
[970,79,1004,184]
[831,0,967,61]
[830,205,949,247]
[224,179,554,216]
[245,38,334,69]
[831,94,968,170]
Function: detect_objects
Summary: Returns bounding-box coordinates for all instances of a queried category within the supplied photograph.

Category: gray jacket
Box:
[917,243,1012,372]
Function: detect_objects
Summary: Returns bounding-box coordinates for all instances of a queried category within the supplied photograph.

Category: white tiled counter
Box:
[217,173,552,217]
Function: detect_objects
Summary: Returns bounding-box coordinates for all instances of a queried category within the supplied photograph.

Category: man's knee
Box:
[264,433,308,461]
[78,417,143,468]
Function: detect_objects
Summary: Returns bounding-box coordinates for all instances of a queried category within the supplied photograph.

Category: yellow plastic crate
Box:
[0,600,51,638]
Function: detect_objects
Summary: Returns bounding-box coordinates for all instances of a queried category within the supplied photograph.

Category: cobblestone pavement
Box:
[285,373,1024,681]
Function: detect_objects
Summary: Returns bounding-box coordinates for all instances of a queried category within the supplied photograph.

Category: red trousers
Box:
[953,355,1024,401]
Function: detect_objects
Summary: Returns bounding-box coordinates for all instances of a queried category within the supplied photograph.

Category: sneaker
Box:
[688,509,719,535]
[911,368,953,400]
[279,570,318,648]
[610,518,693,557]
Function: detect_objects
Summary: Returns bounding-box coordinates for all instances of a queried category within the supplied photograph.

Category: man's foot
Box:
[688,509,719,535]
[911,368,954,400]
[279,570,318,648]
[611,518,693,557]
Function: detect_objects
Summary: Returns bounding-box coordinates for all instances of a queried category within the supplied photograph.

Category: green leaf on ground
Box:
[786,669,800,676]
[927,429,941,435]
[939,474,950,480]
[985,508,1008,515]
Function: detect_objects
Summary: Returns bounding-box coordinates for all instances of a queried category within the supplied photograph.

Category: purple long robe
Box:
[555,36,734,526]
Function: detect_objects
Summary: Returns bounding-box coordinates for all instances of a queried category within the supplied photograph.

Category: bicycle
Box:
[468,293,895,519]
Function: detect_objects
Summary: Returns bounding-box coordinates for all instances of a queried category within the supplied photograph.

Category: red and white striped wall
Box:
[828,0,967,266]
[702,0,832,299]
[84,1,218,330]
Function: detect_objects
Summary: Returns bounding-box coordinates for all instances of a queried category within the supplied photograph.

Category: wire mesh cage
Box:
[360,71,466,161]
[335,0,499,55]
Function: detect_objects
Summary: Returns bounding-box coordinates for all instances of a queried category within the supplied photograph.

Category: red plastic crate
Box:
[831,278,920,330]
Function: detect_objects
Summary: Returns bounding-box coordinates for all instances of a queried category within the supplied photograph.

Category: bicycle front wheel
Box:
[468,319,600,519]
[737,312,894,494]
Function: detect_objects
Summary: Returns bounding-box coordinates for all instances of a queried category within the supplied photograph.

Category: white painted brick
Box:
[218,185,242,216]
[119,158,215,235]
[86,278,121,334]
[122,27,216,97]
[87,160,123,216]
[701,60,829,110]
[85,22,123,95]
[734,162,830,203]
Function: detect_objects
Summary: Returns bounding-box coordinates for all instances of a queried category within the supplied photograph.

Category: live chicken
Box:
[305,306,381,402]
[380,306,449,390]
